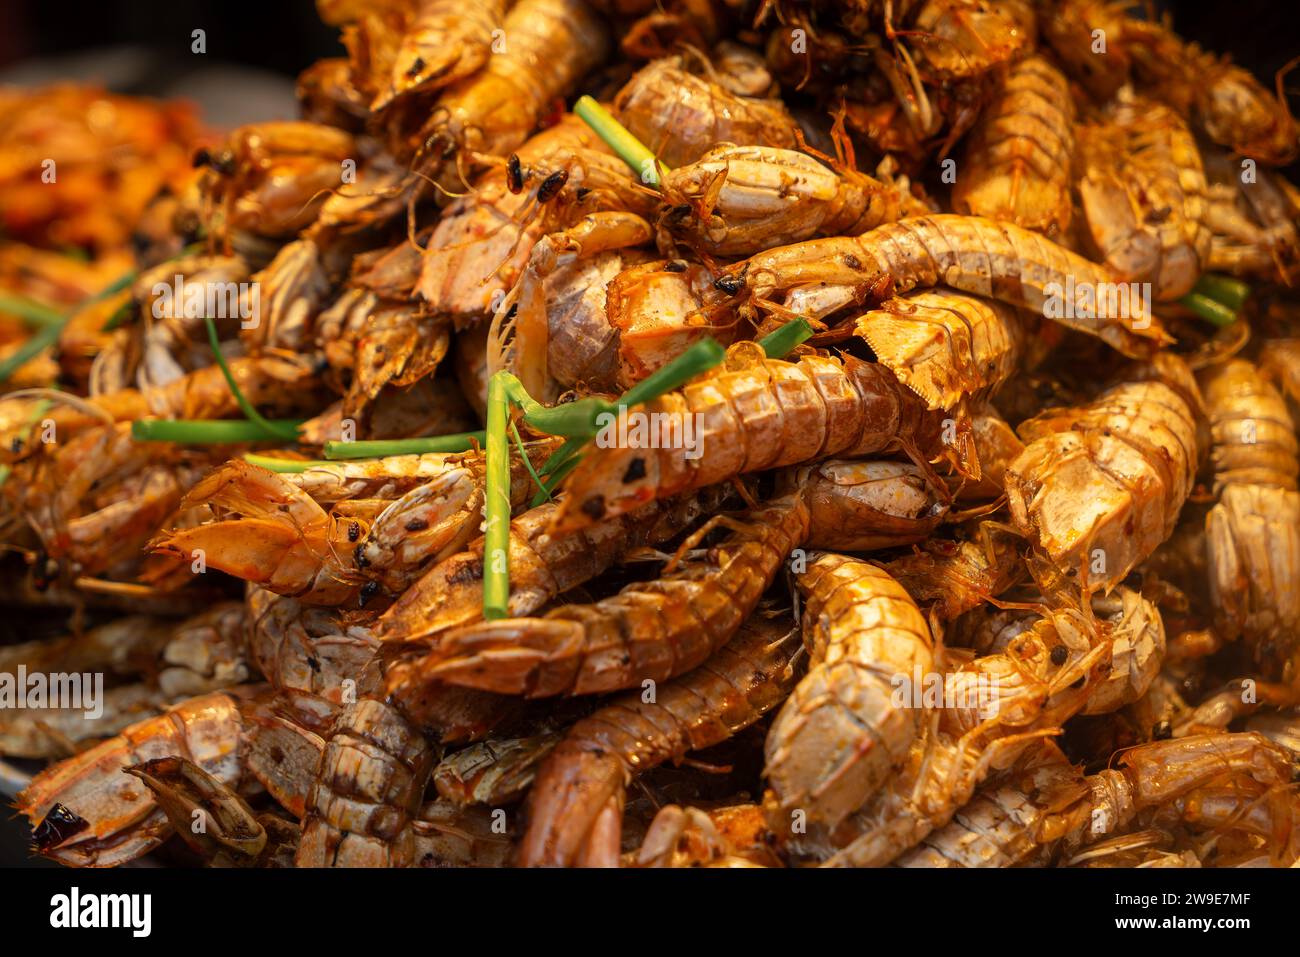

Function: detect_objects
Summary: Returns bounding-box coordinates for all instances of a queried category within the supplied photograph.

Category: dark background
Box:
[0,0,1297,868]
[0,1,1297,111]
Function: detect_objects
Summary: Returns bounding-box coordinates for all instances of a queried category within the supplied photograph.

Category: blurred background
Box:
[0,0,1296,866]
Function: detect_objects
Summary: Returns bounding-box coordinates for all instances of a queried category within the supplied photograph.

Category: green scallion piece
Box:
[758,318,815,358]
[202,315,299,442]
[132,418,306,443]
[530,451,584,508]
[574,95,670,185]
[617,337,725,409]
[243,454,333,473]
[1178,292,1237,328]
[483,372,513,620]
[510,420,551,501]
[0,293,65,328]
[1188,273,1251,312]
[322,431,486,460]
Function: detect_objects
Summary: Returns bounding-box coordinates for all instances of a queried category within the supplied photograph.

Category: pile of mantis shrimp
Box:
[1,0,1300,868]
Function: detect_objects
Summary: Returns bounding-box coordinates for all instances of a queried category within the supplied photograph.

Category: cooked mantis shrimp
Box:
[377,487,729,641]
[764,554,934,828]
[1199,359,1300,676]
[517,611,801,865]
[371,0,511,111]
[296,697,436,867]
[1005,356,1202,592]
[1077,95,1212,301]
[897,731,1300,867]
[708,215,1170,357]
[660,143,926,256]
[951,55,1075,238]
[553,341,954,533]
[401,492,809,696]
[11,0,1300,875]
[612,52,797,169]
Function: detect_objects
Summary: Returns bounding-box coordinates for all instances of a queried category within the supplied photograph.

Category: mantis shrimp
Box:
[1005,355,1202,592]
[898,733,1300,867]
[659,142,927,257]
[517,611,802,865]
[951,55,1075,238]
[1198,359,1300,678]
[369,0,512,111]
[764,554,934,829]
[705,214,1170,357]
[553,341,955,533]
[395,492,809,697]
[1077,95,1212,301]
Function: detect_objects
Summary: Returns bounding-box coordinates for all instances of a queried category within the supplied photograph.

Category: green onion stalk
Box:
[322,431,485,460]
[483,373,513,620]
[574,96,669,184]
[133,419,306,444]
[1177,273,1252,327]
[242,454,333,473]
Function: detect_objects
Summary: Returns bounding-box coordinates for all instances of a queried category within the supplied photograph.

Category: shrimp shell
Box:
[433,731,562,807]
[661,144,921,256]
[406,492,809,697]
[790,460,947,551]
[1206,484,1300,672]
[371,0,510,110]
[952,55,1075,237]
[1005,362,1201,592]
[765,554,934,828]
[419,0,611,165]
[376,490,726,641]
[722,215,1170,357]
[612,55,796,169]
[295,698,436,867]
[850,287,1025,414]
[17,692,245,867]
[517,612,802,866]
[553,342,950,533]
[1199,358,1299,493]
[1077,98,1212,301]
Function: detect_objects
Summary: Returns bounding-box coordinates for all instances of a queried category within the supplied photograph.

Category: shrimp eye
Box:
[1049,645,1068,666]
[537,169,569,203]
[191,147,212,168]
[714,274,744,295]
[506,154,524,193]
[1152,720,1173,740]
[406,56,426,79]
[663,260,687,273]
[211,150,237,175]
[358,581,380,608]
[32,803,89,852]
